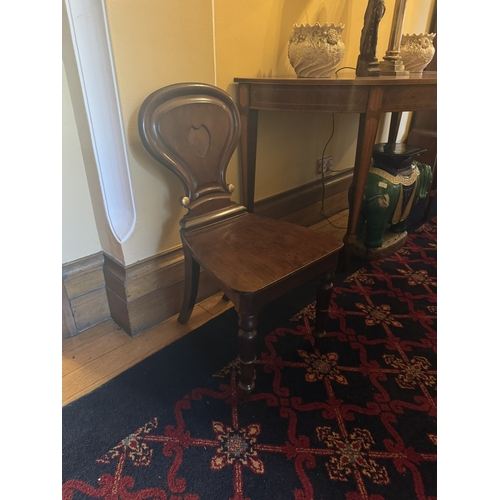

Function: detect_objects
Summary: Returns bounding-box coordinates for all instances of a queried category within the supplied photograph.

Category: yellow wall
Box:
[63,0,435,265]
[104,0,216,264]
[62,61,102,263]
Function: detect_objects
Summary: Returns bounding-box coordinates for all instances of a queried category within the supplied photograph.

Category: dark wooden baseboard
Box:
[62,252,111,338]
[103,249,220,337]
[64,170,352,338]
[254,168,353,226]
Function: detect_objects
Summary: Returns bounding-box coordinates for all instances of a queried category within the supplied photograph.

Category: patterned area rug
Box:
[62,217,437,500]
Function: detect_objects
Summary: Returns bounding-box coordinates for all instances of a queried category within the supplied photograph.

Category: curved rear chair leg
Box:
[237,314,258,399]
[312,272,334,338]
[178,247,200,324]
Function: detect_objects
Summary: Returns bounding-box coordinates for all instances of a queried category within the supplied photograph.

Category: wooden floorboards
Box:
[62,210,348,406]
[62,293,233,405]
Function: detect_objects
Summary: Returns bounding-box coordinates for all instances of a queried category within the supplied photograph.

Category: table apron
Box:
[244,83,436,114]
[380,85,437,112]
[248,84,369,113]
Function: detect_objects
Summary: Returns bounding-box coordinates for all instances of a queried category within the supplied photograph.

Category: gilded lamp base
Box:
[379,58,409,77]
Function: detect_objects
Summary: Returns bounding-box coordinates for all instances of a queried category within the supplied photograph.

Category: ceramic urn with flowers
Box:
[400,33,436,75]
[288,22,345,78]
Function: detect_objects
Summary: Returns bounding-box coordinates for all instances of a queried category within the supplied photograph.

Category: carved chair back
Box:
[138,83,245,230]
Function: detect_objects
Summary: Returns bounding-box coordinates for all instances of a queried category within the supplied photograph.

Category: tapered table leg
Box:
[238,84,259,213]
[388,112,403,143]
[344,87,383,267]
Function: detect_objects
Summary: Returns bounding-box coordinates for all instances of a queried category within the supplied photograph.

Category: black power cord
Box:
[335,66,357,75]
[319,113,349,230]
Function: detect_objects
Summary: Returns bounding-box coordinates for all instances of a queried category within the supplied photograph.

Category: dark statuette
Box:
[356,0,386,77]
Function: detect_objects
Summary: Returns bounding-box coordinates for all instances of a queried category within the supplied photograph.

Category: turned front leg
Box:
[237,314,258,396]
[312,272,334,338]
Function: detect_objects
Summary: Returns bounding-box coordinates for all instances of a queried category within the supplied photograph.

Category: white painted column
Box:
[64,0,136,244]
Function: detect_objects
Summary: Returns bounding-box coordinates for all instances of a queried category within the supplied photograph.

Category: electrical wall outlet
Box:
[317,156,333,174]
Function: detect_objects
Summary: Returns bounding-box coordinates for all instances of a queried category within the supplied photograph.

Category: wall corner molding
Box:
[64,0,136,244]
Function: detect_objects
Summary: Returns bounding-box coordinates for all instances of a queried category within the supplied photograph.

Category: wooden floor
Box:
[62,210,349,406]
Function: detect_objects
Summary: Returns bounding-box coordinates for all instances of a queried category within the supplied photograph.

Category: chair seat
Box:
[183,212,343,298]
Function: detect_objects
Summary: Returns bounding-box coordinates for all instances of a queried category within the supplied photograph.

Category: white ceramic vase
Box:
[288,23,345,78]
[400,33,436,75]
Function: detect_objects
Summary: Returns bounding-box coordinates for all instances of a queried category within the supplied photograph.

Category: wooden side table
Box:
[234,73,437,265]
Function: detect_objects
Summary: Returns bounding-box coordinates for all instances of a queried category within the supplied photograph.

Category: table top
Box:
[234,71,437,86]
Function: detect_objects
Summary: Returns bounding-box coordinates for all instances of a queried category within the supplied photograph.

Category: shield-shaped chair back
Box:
[138,83,245,229]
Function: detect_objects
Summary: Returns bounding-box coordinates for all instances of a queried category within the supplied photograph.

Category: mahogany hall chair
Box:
[138,83,343,397]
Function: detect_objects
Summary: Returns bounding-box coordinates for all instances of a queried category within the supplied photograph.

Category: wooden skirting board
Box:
[103,249,221,337]
[62,169,352,338]
[62,252,111,338]
[254,167,353,225]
